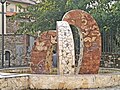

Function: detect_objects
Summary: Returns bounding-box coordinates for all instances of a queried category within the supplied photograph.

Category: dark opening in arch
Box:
[70,25,80,67]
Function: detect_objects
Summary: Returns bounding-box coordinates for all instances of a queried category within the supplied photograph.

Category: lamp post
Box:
[0,0,6,68]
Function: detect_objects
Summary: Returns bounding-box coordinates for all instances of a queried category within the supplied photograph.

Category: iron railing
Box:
[100,29,120,68]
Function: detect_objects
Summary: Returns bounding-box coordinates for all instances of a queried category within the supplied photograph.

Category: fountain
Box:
[30,10,101,75]
[0,10,119,90]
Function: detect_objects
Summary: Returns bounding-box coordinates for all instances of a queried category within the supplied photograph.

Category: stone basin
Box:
[0,67,120,90]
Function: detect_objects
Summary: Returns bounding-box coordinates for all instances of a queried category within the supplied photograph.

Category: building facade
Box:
[0,0,35,34]
[0,0,35,68]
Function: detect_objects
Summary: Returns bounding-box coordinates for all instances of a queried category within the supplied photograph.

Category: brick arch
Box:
[62,10,101,74]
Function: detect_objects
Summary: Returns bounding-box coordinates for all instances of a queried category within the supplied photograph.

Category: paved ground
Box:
[77,86,120,90]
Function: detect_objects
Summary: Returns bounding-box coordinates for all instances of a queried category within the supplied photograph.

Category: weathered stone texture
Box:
[62,10,101,74]
[30,30,56,74]
[0,35,28,66]
[0,74,29,90]
[29,74,120,89]
[57,21,75,75]
[6,18,19,33]
[0,68,120,90]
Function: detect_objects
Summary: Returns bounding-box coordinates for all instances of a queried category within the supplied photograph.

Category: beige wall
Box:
[0,1,31,34]
[7,2,28,13]
[0,3,6,34]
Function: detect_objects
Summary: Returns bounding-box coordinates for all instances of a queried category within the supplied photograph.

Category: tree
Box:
[13,0,92,34]
[89,0,120,52]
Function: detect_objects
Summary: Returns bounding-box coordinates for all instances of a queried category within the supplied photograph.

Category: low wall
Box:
[29,74,120,89]
[0,67,120,89]
[0,74,29,90]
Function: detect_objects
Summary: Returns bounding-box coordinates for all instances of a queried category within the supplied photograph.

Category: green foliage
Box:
[14,0,93,34]
[89,0,120,52]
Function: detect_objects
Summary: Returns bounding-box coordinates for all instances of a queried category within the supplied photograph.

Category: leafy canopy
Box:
[14,0,93,34]
[13,0,120,41]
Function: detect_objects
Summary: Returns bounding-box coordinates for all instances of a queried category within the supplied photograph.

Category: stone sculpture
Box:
[63,10,101,74]
[57,21,75,75]
[30,30,56,74]
[30,9,101,74]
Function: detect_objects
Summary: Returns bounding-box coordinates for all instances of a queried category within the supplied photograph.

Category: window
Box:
[10,8,14,12]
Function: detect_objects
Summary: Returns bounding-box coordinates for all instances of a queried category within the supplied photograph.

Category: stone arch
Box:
[57,21,75,75]
[30,30,56,74]
[62,10,101,74]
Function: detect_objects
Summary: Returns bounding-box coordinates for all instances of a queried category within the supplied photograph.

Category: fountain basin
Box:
[0,67,120,90]
[29,74,120,89]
